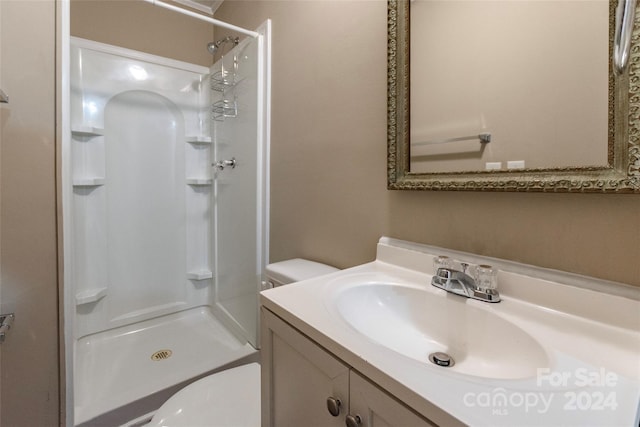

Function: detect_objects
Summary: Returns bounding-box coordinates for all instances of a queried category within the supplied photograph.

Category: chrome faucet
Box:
[431,261,501,303]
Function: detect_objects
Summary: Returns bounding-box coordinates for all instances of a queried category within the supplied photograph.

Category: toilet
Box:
[145,259,338,427]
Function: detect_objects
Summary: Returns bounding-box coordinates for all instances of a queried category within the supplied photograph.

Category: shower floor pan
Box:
[74,307,257,426]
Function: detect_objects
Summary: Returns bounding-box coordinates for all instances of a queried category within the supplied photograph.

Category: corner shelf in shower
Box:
[186,178,213,186]
[73,177,106,187]
[187,270,213,281]
[76,287,107,306]
[71,126,104,137]
[185,136,212,145]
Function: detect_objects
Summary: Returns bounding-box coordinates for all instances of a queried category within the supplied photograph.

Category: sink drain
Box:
[151,349,172,361]
[428,352,454,367]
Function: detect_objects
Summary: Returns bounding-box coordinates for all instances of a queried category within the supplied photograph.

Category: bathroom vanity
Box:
[261,308,443,426]
[260,237,640,426]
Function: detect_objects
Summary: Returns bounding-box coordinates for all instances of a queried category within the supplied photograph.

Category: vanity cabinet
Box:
[261,308,436,427]
[349,371,436,427]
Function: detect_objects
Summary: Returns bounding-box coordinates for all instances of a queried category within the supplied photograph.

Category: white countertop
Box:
[260,238,640,426]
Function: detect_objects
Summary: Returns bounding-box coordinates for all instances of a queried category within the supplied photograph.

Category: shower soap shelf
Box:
[73,178,106,187]
[187,270,213,281]
[71,126,104,137]
[76,287,107,305]
[185,136,212,145]
[186,178,213,186]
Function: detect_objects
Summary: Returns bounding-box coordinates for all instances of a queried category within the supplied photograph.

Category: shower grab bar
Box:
[0,89,8,103]
[614,0,637,75]
[413,133,491,146]
[142,0,259,38]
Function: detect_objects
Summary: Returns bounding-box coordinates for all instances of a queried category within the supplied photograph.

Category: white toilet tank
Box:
[265,258,339,288]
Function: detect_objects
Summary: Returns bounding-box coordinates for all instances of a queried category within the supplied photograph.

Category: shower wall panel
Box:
[105,91,187,322]
[70,38,211,338]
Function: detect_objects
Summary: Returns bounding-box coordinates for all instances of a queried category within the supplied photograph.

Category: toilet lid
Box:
[148,363,260,427]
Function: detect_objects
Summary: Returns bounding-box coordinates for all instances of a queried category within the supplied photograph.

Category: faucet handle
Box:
[433,255,451,273]
[474,264,498,292]
[460,262,469,274]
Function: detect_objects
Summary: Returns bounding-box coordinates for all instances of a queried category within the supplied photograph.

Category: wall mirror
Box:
[387,0,640,192]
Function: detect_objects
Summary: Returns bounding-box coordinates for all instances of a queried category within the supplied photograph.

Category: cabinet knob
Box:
[326,396,342,416]
[345,414,362,427]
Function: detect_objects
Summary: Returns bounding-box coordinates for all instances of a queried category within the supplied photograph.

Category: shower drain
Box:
[151,349,173,361]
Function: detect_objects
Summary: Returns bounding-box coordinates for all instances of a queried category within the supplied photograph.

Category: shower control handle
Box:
[213,157,237,171]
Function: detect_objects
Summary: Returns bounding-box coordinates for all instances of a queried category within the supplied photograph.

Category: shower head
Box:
[207,36,240,56]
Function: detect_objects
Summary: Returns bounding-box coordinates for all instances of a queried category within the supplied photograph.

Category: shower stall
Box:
[62,19,270,426]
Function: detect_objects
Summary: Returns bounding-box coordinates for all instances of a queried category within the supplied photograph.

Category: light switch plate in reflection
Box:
[507,160,525,170]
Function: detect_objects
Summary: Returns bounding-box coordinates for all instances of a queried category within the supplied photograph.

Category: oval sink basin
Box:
[333,282,549,380]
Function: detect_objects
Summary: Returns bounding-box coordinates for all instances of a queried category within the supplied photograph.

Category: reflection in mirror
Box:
[410,0,609,173]
[387,0,640,192]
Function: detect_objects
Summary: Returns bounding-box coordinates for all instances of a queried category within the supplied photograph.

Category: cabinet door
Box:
[261,308,349,427]
[349,371,436,427]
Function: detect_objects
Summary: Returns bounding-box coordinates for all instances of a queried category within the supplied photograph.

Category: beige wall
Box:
[0,1,59,425]
[214,0,640,288]
[71,0,213,66]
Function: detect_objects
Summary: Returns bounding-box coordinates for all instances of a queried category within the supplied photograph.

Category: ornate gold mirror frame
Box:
[387,0,640,192]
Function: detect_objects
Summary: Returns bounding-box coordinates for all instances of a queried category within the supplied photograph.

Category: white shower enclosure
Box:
[63,21,270,426]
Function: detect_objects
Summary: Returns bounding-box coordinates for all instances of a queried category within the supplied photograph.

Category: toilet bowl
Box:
[144,259,338,427]
[148,363,260,427]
